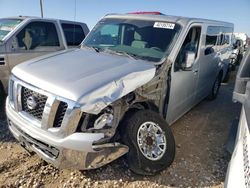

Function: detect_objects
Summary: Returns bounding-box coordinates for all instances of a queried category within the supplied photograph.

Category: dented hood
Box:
[12,48,156,114]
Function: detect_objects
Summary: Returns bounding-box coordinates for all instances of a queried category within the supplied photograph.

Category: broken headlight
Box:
[77,107,114,132]
[93,111,114,129]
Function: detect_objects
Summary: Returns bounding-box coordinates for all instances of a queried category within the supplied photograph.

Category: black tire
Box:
[121,110,175,175]
[207,74,222,100]
[223,68,230,83]
[231,64,236,71]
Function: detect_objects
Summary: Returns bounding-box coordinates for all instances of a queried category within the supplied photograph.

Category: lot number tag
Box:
[154,22,175,29]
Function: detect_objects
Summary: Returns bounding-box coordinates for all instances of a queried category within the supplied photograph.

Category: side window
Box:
[175,26,201,70]
[16,21,60,50]
[219,27,232,46]
[206,26,219,46]
[205,26,221,55]
[224,35,230,45]
[61,23,85,46]
[224,27,233,45]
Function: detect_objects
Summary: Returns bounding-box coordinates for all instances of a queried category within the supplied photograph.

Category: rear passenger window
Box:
[16,21,60,50]
[206,26,220,46]
[205,26,233,50]
[62,23,85,46]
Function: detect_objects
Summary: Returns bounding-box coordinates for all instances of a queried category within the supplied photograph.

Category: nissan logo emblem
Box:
[27,96,38,110]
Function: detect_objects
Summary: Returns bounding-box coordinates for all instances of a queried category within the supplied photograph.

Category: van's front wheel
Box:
[121,110,175,175]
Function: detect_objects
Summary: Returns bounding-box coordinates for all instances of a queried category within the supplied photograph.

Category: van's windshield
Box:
[0,19,23,41]
[83,18,181,62]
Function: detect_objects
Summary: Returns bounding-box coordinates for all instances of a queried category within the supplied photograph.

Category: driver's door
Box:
[166,24,202,124]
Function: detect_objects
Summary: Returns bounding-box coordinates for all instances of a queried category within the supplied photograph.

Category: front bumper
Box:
[6,98,128,169]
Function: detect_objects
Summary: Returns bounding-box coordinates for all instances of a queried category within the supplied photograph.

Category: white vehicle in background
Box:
[225,47,250,188]
[228,33,248,72]
[234,33,248,49]
[229,38,244,71]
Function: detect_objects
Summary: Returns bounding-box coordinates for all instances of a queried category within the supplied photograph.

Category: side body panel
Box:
[166,22,233,125]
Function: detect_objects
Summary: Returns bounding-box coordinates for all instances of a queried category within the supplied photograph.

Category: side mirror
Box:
[233,43,237,49]
[205,46,215,55]
[182,51,195,70]
[10,37,18,51]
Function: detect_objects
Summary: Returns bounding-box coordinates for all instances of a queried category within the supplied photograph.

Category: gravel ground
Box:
[0,76,241,188]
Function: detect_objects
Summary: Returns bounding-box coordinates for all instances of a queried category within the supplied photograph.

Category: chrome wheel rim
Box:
[137,121,167,161]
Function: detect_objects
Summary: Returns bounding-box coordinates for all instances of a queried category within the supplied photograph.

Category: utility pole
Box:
[40,0,44,18]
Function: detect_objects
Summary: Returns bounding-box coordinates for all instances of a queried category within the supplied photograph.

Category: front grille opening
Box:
[21,87,48,120]
[53,101,68,127]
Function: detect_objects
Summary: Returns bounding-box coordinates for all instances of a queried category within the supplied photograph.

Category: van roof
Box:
[104,13,234,28]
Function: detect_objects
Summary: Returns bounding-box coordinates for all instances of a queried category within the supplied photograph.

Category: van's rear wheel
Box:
[208,74,222,100]
[121,110,175,175]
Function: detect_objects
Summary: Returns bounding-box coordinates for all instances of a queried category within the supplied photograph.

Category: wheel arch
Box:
[118,101,160,132]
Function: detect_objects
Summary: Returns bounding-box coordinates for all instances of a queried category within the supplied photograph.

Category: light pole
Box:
[40,0,44,18]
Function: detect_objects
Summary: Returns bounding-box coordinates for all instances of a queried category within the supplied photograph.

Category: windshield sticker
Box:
[0,26,13,31]
[154,22,175,29]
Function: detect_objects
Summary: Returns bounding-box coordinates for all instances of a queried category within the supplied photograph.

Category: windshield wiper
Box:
[102,48,139,60]
[81,44,100,53]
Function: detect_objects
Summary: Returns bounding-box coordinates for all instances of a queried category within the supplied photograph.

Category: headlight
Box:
[78,107,114,132]
[94,112,114,129]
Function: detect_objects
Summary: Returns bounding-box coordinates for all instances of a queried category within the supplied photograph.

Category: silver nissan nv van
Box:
[6,12,233,175]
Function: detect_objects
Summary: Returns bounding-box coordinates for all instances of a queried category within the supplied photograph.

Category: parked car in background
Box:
[0,16,89,109]
[225,47,250,188]
[234,32,249,50]
[6,12,233,175]
[229,38,244,72]
[215,25,235,82]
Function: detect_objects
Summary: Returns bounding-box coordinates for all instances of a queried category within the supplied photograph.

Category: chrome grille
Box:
[53,101,68,127]
[21,87,47,120]
[10,77,72,130]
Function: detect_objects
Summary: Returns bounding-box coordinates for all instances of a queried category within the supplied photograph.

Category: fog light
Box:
[94,113,114,129]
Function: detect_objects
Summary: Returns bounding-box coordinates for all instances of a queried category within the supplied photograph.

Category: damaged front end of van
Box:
[6,13,181,174]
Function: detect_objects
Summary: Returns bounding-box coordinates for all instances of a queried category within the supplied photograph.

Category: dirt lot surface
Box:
[0,78,241,188]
